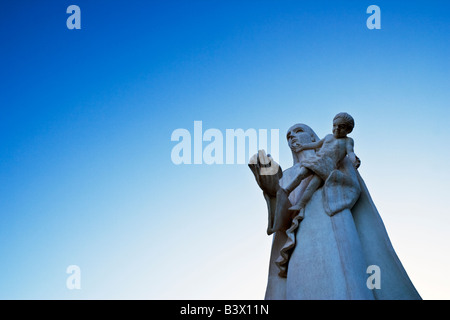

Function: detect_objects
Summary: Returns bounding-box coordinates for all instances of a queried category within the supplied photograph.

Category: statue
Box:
[249,114,421,300]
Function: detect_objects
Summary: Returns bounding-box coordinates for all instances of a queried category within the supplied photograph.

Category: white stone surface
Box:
[250,121,421,300]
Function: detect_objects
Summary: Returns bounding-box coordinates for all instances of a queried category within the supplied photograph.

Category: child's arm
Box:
[346,138,360,168]
[292,137,325,152]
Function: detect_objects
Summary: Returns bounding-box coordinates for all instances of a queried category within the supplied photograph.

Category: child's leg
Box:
[289,175,322,212]
[272,166,313,232]
[284,166,313,193]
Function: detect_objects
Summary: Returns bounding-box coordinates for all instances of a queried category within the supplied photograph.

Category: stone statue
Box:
[249,114,421,300]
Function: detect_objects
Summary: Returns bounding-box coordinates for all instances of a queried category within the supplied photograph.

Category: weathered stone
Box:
[249,115,421,300]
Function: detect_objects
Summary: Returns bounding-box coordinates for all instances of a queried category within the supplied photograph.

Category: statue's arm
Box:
[249,150,283,234]
[346,137,361,169]
[248,150,282,197]
[293,137,325,153]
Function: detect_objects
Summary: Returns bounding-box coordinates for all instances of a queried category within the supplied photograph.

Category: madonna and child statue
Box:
[249,112,422,300]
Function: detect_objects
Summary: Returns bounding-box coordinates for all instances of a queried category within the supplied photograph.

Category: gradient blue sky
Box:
[1,1,449,299]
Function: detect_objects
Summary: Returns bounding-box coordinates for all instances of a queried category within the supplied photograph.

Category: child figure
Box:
[277,112,360,217]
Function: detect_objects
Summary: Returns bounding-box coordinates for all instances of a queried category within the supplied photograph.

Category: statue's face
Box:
[332,118,349,138]
[287,125,314,149]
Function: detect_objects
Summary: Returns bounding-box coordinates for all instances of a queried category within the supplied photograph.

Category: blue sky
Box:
[0,1,449,299]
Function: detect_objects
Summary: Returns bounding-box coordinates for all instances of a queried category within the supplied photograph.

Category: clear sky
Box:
[0,0,449,299]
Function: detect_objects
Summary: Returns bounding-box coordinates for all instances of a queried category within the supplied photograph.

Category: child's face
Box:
[332,118,349,138]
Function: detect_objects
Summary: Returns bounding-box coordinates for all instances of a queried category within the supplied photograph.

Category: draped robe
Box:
[250,126,421,300]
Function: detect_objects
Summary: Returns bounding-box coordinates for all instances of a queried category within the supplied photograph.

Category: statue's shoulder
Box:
[323,134,335,143]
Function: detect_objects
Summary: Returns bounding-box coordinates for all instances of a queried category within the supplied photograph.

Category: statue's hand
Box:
[249,150,282,197]
[290,142,304,153]
[353,155,361,169]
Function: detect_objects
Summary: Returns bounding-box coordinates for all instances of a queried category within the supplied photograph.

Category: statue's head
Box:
[286,124,319,164]
[333,112,354,138]
[286,123,319,148]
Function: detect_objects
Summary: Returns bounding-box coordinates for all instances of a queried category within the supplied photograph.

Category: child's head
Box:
[333,112,354,138]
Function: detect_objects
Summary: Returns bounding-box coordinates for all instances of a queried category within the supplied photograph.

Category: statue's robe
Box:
[257,157,421,300]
